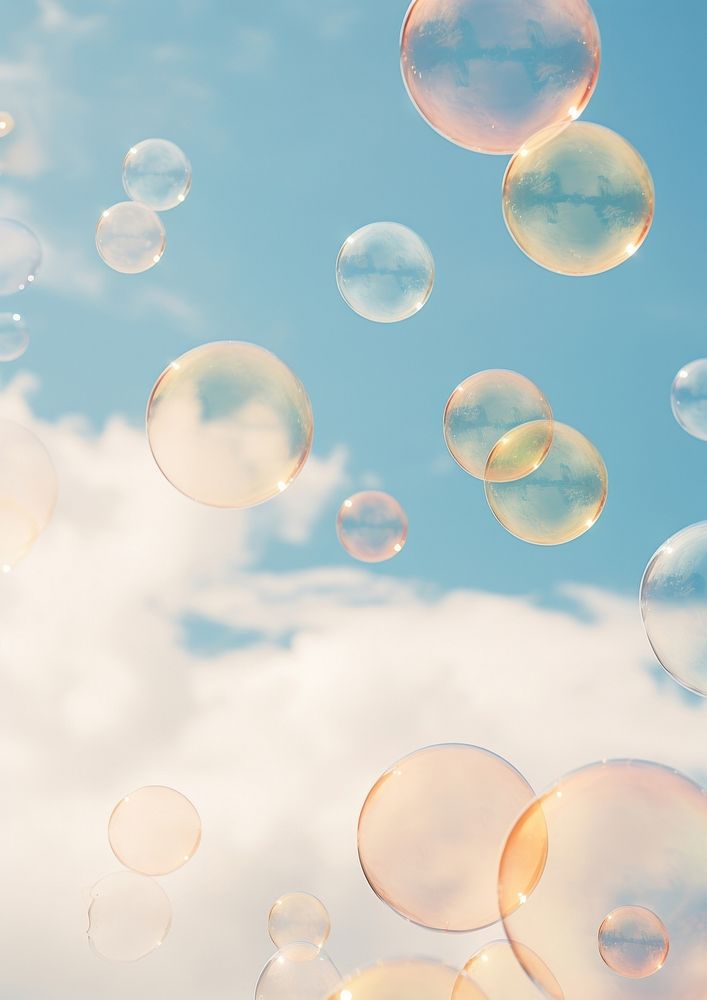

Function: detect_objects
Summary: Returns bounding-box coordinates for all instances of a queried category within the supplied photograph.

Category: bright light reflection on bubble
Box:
[108,785,201,876]
[0,419,57,569]
[122,138,192,211]
[0,312,29,362]
[256,943,341,1000]
[0,219,41,295]
[95,201,166,274]
[670,359,707,440]
[329,959,488,1000]
[598,906,669,980]
[87,871,171,963]
[268,893,330,951]
[336,491,408,563]
[453,940,564,1000]
[0,112,15,137]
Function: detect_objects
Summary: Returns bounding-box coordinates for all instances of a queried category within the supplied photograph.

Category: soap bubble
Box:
[256,943,341,1000]
[0,419,57,571]
[268,893,330,951]
[108,785,201,876]
[453,941,563,1000]
[0,112,15,137]
[444,370,553,481]
[400,0,600,155]
[336,222,434,323]
[336,491,408,563]
[0,219,41,294]
[598,906,669,980]
[329,959,487,1000]
[503,121,654,275]
[671,360,707,440]
[146,341,313,508]
[87,871,171,962]
[485,421,607,545]
[123,138,192,211]
[95,201,166,274]
[0,313,29,361]
[357,743,540,931]
[499,760,707,1000]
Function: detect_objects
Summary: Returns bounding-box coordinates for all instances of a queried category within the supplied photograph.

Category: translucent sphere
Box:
[123,138,192,211]
[598,906,669,980]
[146,341,313,508]
[671,360,707,440]
[0,112,15,137]
[268,893,330,951]
[108,785,201,876]
[0,313,29,362]
[337,491,408,563]
[357,743,539,931]
[400,0,600,155]
[499,760,707,1000]
[95,201,166,274]
[485,421,607,545]
[0,419,57,570]
[503,122,654,275]
[444,370,552,481]
[336,222,434,323]
[256,944,341,1000]
[87,872,171,962]
[453,941,563,1000]
[0,218,41,294]
[329,960,487,1000]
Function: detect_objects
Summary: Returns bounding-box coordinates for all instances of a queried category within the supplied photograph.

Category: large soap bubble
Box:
[268,893,330,951]
[453,940,563,1000]
[400,0,600,155]
[95,201,166,274]
[598,906,669,980]
[0,313,29,362]
[87,871,171,962]
[0,419,57,570]
[337,491,408,563]
[108,785,201,876]
[256,943,341,1000]
[329,959,487,1000]
[670,359,707,440]
[123,138,192,211]
[146,341,313,508]
[0,219,41,294]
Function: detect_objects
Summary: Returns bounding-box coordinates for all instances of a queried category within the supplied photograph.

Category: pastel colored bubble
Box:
[444,370,553,481]
[485,421,607,545]
[0,313,29,362]
[0,219,41,295]
[400,0,600,155]
[336,222,434,323]
[108,785,201,876]
[268,893,330,951]
[87,871,171,962]
[503,122,654,275]
[329,960,488,1000]
[337,491,408,563]
[255,943,341,1000]
[123,138,192,211]
[0,419,58,571]
[670,360,707,440]
[146,341,313,508]
[499,760,707,1000]
[598,906,669,980]
[95,201,166,274]
[0,112,15,137]
[453,940,564,1000]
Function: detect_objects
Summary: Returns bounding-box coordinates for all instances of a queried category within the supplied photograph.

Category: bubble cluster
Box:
[95,201,166,274]
[0,419,58,571]
[330,959,487,1000]
[0,112,15,137]
[336,491,408,563]
[670,359,707,440]
[123,138,192,211]
[256,943,341,1000]
[598,906,669,980]
[0,218,41,294]
[268,893,330,951]
[108,785,201,876]
[453,940,563,1000]
[0,313,29,362]
[87,871,172,962]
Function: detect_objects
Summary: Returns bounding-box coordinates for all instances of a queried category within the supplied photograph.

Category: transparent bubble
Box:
[444,370,553,481]
[146,341,313,508]
[122,138,192,211]
[0,112,15,137]
[268,893,330,951]
[329,959,488,1000]
[95,201,166,274]
[0,419,57,571]
[503,122,654,275]
[598,906,669,980]
[256,943,341,1000]
[400,0,600,156]
[485,421,607,545]
[0,218,41,294]
[87,871,171,962]
[499,760,707,1000]
[453,940,564,1000]
[0,313,29,362]
[336,491,408,563]
[357,743,539,931]
[336,222,434,323]
[670,360,707,440]
[640,522,707,696]
[108,785,201,876]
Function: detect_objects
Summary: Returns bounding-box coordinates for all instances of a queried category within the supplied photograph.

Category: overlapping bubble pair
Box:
[256,893,340,1000]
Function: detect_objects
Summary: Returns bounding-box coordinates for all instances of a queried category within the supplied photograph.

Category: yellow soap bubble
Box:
[0,112,15,137]
[95,201,166,274]
[0,219,41,294]
[108,785,201,876]
[598,906,669,980]
[0,419,57,571]
[123,138,192,211]
[337,491,408,563]
[0,313,29,362]
[256,943,341,1000]
[453,940,564,1000]
[268,893,330,951]
[329,960,488,1000]
[87,871,171,962]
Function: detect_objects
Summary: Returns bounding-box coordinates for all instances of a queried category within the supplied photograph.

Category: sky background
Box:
[0,1,706,998]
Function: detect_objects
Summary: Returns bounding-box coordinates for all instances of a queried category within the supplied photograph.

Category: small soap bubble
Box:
[123,138,192,211]
[95,201,166,274]
[336,491,408,563]
[0,112,15,137]
[87,871,171,962]
[0,219,41,295]
[453,940,564,1000]
[0,419,57,570]
[268,893,330,951]
[256,943,341,1000]
[670,359,707,440]
[598,906,669,979]
[108,785,201,876]
[0,313,29,362]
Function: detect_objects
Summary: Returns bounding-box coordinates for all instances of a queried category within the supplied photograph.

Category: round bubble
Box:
[329,959,487,1000]
[95,201,166,274]
[670,359,707,440]
[108,785,201,876]
[0,419,57,571]
[337,491,408,563]
[444,370,553,481]
[499,760,707,1000]
[400,0,600,156]
[0,219,41,295]
[503,121,654,275]
[87,871,171,962]
[336,222,434,323]
[256,943,341,1000]
[146,341,313,508]
[268,893,330,951]
[454,940,563,1000]
[123,138,192,211]
[0,112,15,137]
[0,313,29,362]
[357,743,540,931]
[485,421,607,545]
[598,906,669,980]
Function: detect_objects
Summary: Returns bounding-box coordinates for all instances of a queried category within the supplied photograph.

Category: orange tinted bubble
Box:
[256,944,341,1000]
[485,421,607,545]
[0,419,58,570]
[454,940,564,1000]
[108,785,201,876]
[146,341,313,508]
[268,893,330,951]
[499,760,707,1000]
[87,871,171,962]
[357,743,540,931]
[329,960,488,1000]
[95,201,166,274]
[0,218,41,294]
[337,491,408,563]
[598,906,669,980]
[444,370,552,481]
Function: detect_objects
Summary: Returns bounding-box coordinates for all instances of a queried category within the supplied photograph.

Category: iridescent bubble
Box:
[499,760,707,1000]
[0,313,29,362]
[357,743,540,931]
[0,419,57,571]
[268,893,330,951]
[108,785,201,876]
[670,360,707,440]
[598,906,669,980]
[503,122,654,275]
[0,219,41,294]
[453,940,564,1000]
[256,943,341,1000]
[329,959,488,1000]
[336,491,408,563]
[146,341,313,508]
[0,112,15,137]
[485,421,607,545]
[122,138,192,211]
[87,871,171,962]
[336,222,434,323]
[400,0,600,155]
[95,201,166,274]
[444,370,553,481]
